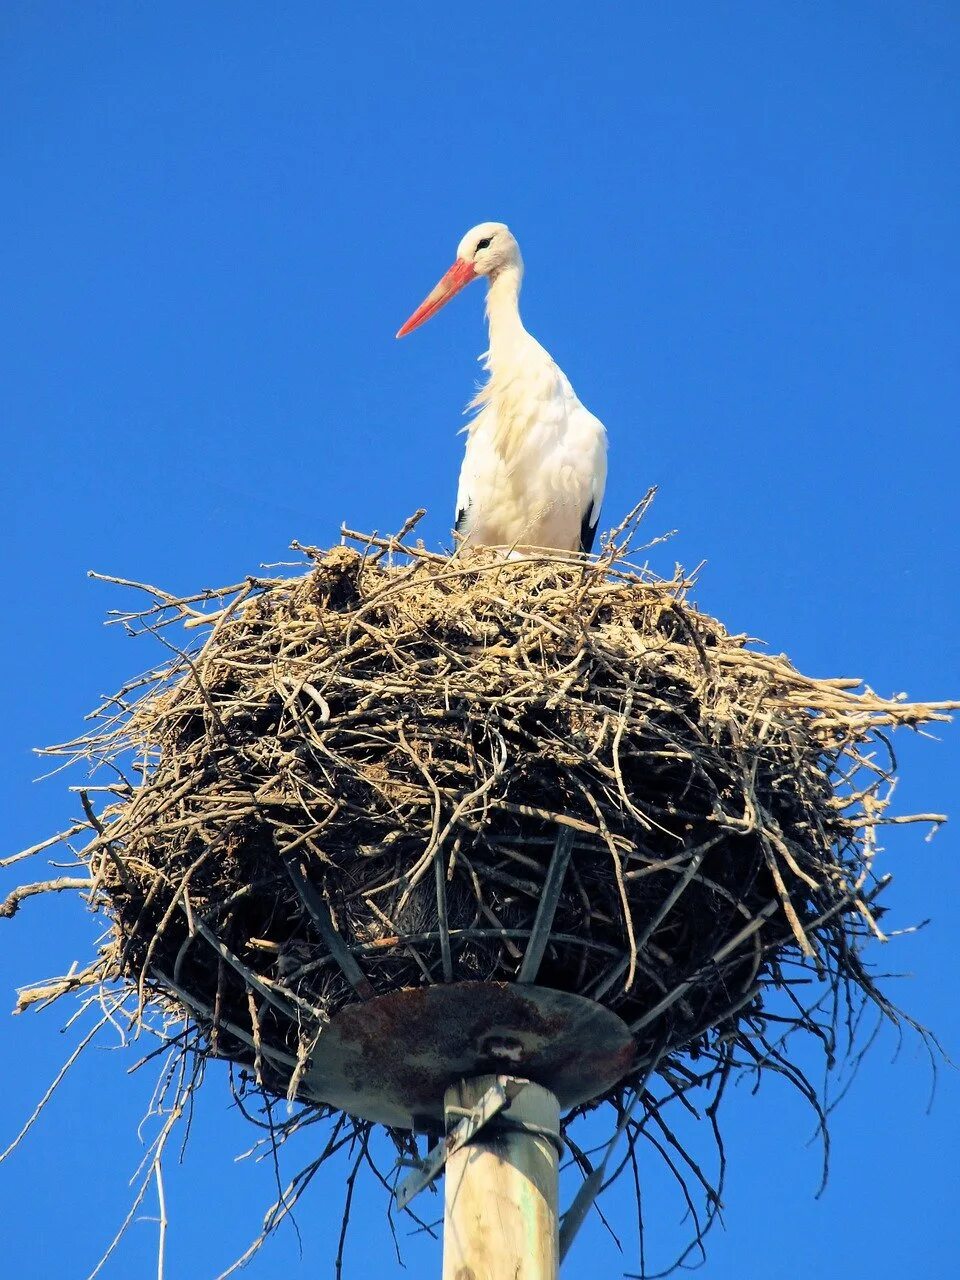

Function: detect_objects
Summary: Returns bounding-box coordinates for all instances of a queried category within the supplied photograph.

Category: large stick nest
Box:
[4,510,956,1273]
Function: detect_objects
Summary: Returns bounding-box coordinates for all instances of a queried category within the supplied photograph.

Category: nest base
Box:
[301,982,635,1128]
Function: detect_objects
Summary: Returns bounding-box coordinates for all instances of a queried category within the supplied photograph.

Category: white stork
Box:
[396,222,608,555]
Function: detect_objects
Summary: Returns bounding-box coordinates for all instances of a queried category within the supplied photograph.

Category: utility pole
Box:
[441,1076,561,1280]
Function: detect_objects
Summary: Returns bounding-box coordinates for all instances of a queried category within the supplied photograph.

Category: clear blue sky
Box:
[2,3,958,1277]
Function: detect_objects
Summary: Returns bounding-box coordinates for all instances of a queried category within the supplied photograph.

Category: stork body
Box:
[397,223,607,554]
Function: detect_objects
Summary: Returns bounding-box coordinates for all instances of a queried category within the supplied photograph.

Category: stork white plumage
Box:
[397,222,608,555]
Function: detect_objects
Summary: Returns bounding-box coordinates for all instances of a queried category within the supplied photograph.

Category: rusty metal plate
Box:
[300,982,635,1129]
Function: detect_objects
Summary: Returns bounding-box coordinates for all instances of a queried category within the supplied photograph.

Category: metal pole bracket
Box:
[395,1075,528,1210]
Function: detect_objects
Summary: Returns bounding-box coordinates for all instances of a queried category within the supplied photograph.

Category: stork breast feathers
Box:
[469,352,567,464]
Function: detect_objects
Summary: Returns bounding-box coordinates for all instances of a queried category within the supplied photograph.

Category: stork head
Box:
[396,221,521,338]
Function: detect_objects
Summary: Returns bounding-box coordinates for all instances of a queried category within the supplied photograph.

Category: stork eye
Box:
[475,237,493,252]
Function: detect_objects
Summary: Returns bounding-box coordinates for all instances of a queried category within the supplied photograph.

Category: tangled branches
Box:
[3,507,955,1275]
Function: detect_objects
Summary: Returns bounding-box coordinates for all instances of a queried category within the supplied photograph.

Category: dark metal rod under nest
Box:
[281,854,375,1000]
[434,847,453,982]
[517,826,576,984]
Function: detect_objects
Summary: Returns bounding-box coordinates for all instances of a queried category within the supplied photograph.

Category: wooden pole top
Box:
[442,1076,560,1280]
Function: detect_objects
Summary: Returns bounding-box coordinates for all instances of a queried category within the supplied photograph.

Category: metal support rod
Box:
[442,1075,560,1280]
[434,847,454,982]
[281,855,375,1000]
[517,826,575,983]
[558,1041,667,1261]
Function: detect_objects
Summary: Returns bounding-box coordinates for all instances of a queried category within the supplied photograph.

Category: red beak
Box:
[396,258,477,338]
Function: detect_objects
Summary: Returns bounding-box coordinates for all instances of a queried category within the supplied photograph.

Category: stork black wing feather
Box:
[579,505,600,555]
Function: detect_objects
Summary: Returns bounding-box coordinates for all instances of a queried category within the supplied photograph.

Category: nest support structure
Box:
[4,507,956,1275]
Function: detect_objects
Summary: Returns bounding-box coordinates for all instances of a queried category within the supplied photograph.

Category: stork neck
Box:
[484,264,526,362]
